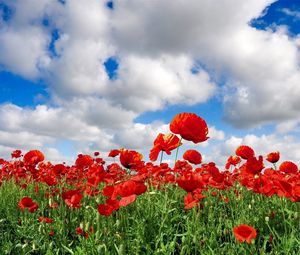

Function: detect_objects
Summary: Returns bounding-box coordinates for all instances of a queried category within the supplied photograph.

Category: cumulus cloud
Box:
[1,0,300,164]
[205,133,300,168]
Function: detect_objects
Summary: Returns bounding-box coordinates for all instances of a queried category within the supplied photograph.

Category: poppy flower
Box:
[279,161,298,174]
[233,224,257,244]
[97,203,116,216]
[62,189,83,208]
[75,154,94,169]
[169,112,209,144]
[23,150,44,165]
[292,185,300,202]
[184,192,199,209]
[225,155,241,169]
[76,227,83,235]
[18,197,39,213]
[177,172,204,192]
[108,149,120,157]
[241,156,264,175]
[266,151,280,164]
[11,149,22,158]
[235,145,255,160]
[119,194,137,207]
[119,149,143,169]
[183,150,202,165]
[149,133,181,161]
[38,217,53,224]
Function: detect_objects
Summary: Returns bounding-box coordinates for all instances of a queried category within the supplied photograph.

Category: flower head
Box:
[235,145,255,160]
[183,149,202,165]
[170,112,209,144]
[233,224,257,244]
[149,133,181,161]
[266,151,280,164]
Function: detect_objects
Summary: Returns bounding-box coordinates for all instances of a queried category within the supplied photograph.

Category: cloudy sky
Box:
[1,0,300,167]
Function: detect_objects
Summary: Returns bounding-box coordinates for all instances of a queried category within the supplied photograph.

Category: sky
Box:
[1,0,300,167]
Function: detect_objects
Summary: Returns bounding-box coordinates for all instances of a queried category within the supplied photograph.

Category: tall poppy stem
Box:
[174,138,182,164]
[160,151,164,164]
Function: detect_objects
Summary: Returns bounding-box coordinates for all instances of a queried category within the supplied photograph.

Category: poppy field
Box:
[0,112,299,254]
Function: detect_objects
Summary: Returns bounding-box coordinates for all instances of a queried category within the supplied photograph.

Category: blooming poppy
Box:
[149,133,181,161]
[38,216,53,224]
[235,145,255,160]
[225,155,241,169]
[108,149,120,157]
[75,154,94,169]
[183,150,202,165]
[266,151,280,164]
[241,156,264,175]
[62,189,83,208]
[184,192,199,209]
[177,172,204,192]
[233,224,257,244]
[23,150,44,165]
[97,203,115,216]
[18,197,39,213]
[119,194,137,207]
[292,185,300,202]
[169,112,209,144]
[119,149,143,169]
[11,149,22,158]
[279,161,298,174]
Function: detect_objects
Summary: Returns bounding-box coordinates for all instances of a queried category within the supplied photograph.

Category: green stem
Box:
[160,151,164,164]
[174,138,183,164]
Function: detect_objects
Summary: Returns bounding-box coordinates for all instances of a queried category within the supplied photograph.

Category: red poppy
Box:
[233,224,257,244]
[18,197,39,213]
[38,217,53,224]
[235,145,255,160]
[292,185,300,202]
[62,189,83,208]
[184,192,198,209]
[169,112,209,144]
[75,154,94,169]
[225,155,241,169]
[97,203,115,216]
[108,149,120,157]
[183,150,202,165]
[119,194,137,207]
[76,227,83,235]
[279,161,298,174]
[242,156,264,175]
[119,149,143,169]
[266,151,280,163]
[177,172,204,192]
[23,150,44,165]
[43,175,57,186]
[149,133,181,161]
[11,149,22,158]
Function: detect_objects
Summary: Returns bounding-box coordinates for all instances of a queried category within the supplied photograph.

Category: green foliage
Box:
[0,181,299,254]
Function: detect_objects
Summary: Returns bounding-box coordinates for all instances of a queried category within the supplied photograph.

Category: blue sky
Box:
[0,0,300,166]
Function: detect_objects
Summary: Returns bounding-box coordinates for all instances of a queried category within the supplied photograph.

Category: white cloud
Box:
[205,133,300,168]
[2,0,300,165]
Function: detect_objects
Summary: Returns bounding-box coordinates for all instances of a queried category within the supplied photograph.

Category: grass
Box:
[0,178,299,255]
